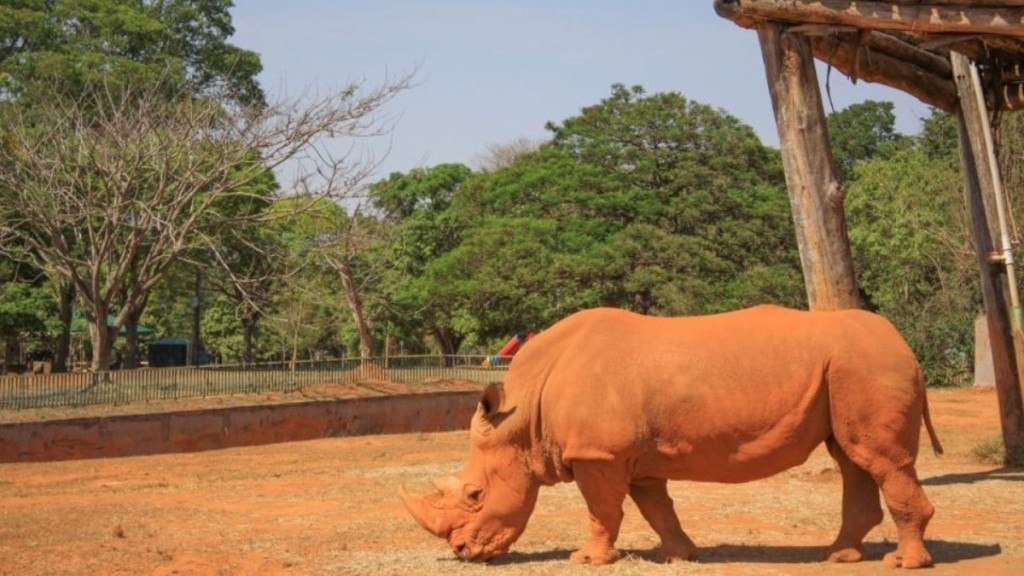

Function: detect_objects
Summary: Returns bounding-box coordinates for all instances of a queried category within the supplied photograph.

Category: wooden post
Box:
[756,22,861,310]
[952,55,1024,464]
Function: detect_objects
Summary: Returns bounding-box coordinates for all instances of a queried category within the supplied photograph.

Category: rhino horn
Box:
[399,485,450,538]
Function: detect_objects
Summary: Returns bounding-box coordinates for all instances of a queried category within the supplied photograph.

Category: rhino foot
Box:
[823,544,864,563]
[883,549,933,569]
[656,542,698,563]
[569,545,621,565]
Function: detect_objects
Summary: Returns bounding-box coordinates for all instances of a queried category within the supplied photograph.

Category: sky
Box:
[230,0,933,180]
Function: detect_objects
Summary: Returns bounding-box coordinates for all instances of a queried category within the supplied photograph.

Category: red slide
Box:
[483,333,534,367]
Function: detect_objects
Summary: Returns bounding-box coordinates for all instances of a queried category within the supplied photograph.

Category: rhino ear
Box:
[478,383,515,427]
[479,382,505,416]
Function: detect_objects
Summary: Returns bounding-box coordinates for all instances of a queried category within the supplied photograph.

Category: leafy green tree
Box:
[0,71,412,371]
[265,270,340,365]
[318,211,394,360]
[0,0,267,370]
[190,154,281,365]
[0,257,58,370]
[369,164,475,357]
[447,84,803,342]
[919,108,959,165]
[151,0,264,106]
[826,100,905,183]
[846,145,978,383]
[0,0,262,106]
[264,194,391,362]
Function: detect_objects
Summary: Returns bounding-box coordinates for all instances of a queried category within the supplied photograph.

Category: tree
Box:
[826,100,904,183]
[265,194,392,363]
[0,0,270,371]
[846,145,978,382]
[265,268,338,366]
[0,257,58,371]
[472,136,542,172]
[0,0,263,107]
[919,108,959,165]
[369,164,475,358]
[0,71,413,371]
[450,84,803,337]
[317,209,392,361]
[189,154,281,366]
[150,0,265,106]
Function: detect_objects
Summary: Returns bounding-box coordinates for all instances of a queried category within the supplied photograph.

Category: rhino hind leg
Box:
[876,467,935,569]
[833,438,935,569]
[823,437,884,563]
[629,479,698,562]
[568,461,628,565]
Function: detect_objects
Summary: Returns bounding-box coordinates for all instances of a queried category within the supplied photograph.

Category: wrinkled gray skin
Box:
[402,306,943,567]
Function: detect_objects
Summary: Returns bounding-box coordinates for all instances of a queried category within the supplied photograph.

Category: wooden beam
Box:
[756,22,861,310]
[952,52,1024,464]
[809,32,958,112]
[716,0,1024,36]
[866,31,952,77]
[716,2,1024,113]
[999,81,1024,109]
[890,1,1024,7]
[992,64,1024,109]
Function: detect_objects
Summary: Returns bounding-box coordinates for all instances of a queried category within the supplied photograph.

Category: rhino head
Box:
[401,383,541,562]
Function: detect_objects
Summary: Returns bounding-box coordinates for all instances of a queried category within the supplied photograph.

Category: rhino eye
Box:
[465,486,484,505]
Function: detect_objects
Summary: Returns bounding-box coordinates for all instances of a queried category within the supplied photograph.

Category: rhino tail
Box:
[922,392,944,456]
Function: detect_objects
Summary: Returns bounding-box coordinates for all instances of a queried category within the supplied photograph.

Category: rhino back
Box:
[504,306,918,483]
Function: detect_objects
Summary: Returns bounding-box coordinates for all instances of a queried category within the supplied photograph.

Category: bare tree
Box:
[304,202,394,361]
[0,71,414,371]
[472,135,542,172]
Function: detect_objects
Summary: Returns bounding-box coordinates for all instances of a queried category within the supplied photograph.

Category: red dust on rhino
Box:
[402,306,943,568]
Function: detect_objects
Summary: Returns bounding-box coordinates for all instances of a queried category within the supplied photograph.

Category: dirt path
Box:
[1,387,1021,575]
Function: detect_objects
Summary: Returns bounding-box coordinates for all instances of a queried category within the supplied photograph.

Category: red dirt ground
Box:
[1,386,1022,576]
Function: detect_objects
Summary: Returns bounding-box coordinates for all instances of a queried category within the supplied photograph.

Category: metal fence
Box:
[0,355,510,411]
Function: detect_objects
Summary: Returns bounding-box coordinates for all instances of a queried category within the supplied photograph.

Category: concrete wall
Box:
[974,314,995,387]
[0,391,480,463]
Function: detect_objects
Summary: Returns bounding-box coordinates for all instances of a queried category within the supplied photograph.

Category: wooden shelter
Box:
[714,0,1024,461]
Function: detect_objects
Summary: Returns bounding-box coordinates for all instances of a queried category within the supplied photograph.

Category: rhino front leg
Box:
[629,478,698,562]
[568,461,628,565]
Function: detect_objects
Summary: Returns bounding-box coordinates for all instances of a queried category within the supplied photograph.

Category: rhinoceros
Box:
[402,305,943,568]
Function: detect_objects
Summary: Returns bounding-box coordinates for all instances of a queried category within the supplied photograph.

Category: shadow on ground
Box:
[694,540,1001,565]
[923,468,1024,486]
[474,540,1002,567]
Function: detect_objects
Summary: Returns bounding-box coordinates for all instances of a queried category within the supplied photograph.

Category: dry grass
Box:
[972,436,1006,466]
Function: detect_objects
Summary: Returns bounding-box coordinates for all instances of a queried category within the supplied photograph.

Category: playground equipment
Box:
[482,333,534,367]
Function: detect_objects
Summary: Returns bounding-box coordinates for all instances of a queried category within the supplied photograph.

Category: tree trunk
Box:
[336,261,374,360]
[240,312,258,366]
[431,327,462,367]
[3,337,21,372]
[53,281,74,373]
[87,318,118,372]
[122,307,145,369]
[756,22,861,311]
[633,291,653,315]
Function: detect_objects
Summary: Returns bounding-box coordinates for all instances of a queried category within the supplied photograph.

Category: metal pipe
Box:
[968,61,1024,329]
